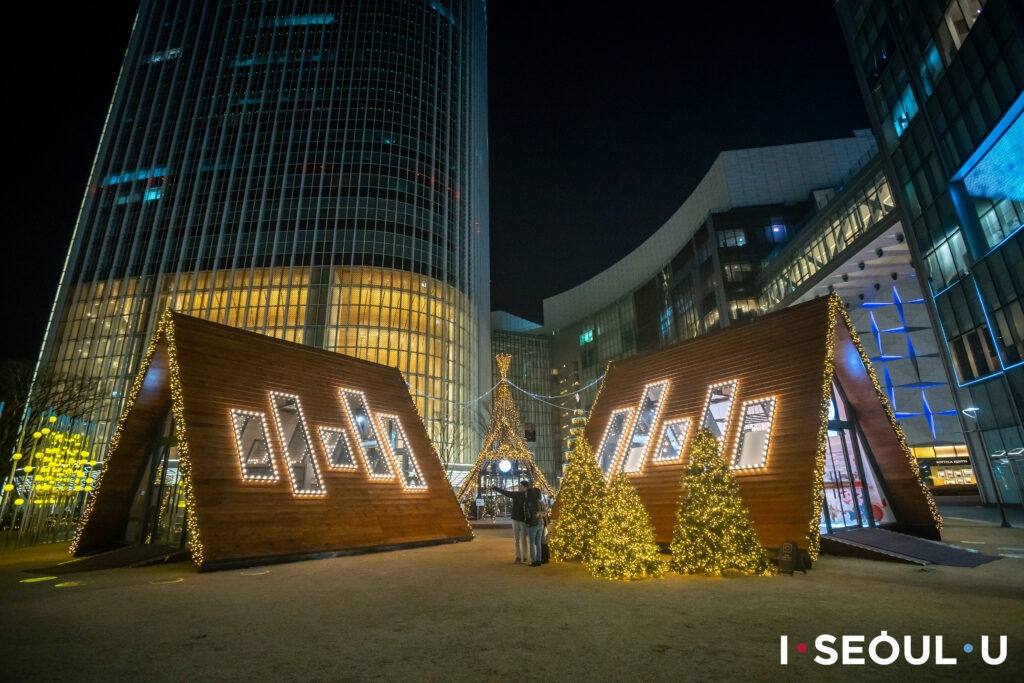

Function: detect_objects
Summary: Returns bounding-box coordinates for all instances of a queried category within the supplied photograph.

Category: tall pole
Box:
[964,407,1011,528]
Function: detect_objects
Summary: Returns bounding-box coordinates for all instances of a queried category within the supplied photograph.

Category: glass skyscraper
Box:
[35,0,490,462]
[836,0,1024,503]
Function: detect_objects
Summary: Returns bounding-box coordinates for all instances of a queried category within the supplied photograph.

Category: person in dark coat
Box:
[492,478,530,563]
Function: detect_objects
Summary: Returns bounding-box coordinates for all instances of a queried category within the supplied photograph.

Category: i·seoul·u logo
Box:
[780,633,1007,666]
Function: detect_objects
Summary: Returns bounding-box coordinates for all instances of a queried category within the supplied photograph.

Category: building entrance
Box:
[820,380,896,533]
[124,413,188,548]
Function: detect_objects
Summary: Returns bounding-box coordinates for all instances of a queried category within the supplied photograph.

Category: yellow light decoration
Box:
[163,312,206,567]
[11,454,22,461]
[807,304,838,560]
[669,427,776,576]
[548,435,607,564]
[455,354,554,507]
[15,498,24,506]
[586,472,665,581]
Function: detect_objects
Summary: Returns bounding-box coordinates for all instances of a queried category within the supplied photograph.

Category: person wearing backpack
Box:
[524,486,548,567]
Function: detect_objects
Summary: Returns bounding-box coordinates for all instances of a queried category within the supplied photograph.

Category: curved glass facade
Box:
[37,0,490,460]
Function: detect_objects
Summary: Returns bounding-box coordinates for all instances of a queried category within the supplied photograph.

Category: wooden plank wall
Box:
[585,298,833,550]
[581,296,939,550]
[78,313,471,568]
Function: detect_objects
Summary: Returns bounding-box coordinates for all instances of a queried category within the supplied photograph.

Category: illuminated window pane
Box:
[340,389,393,479]
[701,380,738,442]
[270,392,325,495]
[319,427,357,469]
[653,418,691,462]
[732,397,777,469]
[229,409,278,481]
[596,408,632,475]
[377,414,426,489]
[620,381,669,473]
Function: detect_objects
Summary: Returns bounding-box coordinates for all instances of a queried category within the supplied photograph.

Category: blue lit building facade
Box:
[36,1,490,462]
[836,0,1024,504]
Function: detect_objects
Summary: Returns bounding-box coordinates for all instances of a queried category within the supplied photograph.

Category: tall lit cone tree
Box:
[547,435,606,563]
[586,472,665,581]
[670,427,775,576]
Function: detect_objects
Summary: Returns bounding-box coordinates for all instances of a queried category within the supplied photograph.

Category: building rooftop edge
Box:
[540,132,877,329]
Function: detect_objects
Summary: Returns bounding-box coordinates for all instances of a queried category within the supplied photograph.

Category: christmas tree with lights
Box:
[670,427,775,576]
[455,354,554,509]
[586,472,664,581]
[548,434,606,563]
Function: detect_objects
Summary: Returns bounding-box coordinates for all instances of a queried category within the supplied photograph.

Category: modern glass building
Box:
[35,1,490,463]
[836,0,1024,504]
[522,134,968,491]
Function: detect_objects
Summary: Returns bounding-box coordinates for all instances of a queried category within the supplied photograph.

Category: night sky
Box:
[0,2,869,363]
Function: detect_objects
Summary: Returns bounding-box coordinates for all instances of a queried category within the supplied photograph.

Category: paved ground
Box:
[0,497,1021,682]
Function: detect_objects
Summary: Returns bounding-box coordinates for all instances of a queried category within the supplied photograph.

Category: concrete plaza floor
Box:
[0,498,1022,682]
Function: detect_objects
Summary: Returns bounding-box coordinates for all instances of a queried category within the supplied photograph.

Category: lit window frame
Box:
[269,391,326,497]
[318,426,359,471]
[376,413,427,490]
[339,388,395,481]
[731,396,778,471]
[595,407,634,477]
[228,409,279,483]
[616,380,671,475]
[699,379,740,447]
[651,417,692,464]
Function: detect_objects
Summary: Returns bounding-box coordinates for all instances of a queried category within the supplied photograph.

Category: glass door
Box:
[125,412,187,548]
[820,381,895,534]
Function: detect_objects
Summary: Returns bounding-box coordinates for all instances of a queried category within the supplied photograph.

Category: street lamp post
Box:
[963,407,1011,528]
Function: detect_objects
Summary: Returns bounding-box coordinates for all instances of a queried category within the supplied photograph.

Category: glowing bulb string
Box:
[415,372,605,411]
[505,377,605,412]
[409,380,501,408]
[507,374,606,400]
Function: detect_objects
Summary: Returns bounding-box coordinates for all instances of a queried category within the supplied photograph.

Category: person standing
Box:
[525,486,548,567]
[492,478,530,564]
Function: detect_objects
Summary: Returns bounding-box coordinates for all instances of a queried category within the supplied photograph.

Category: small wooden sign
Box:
[778,540,804,575]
